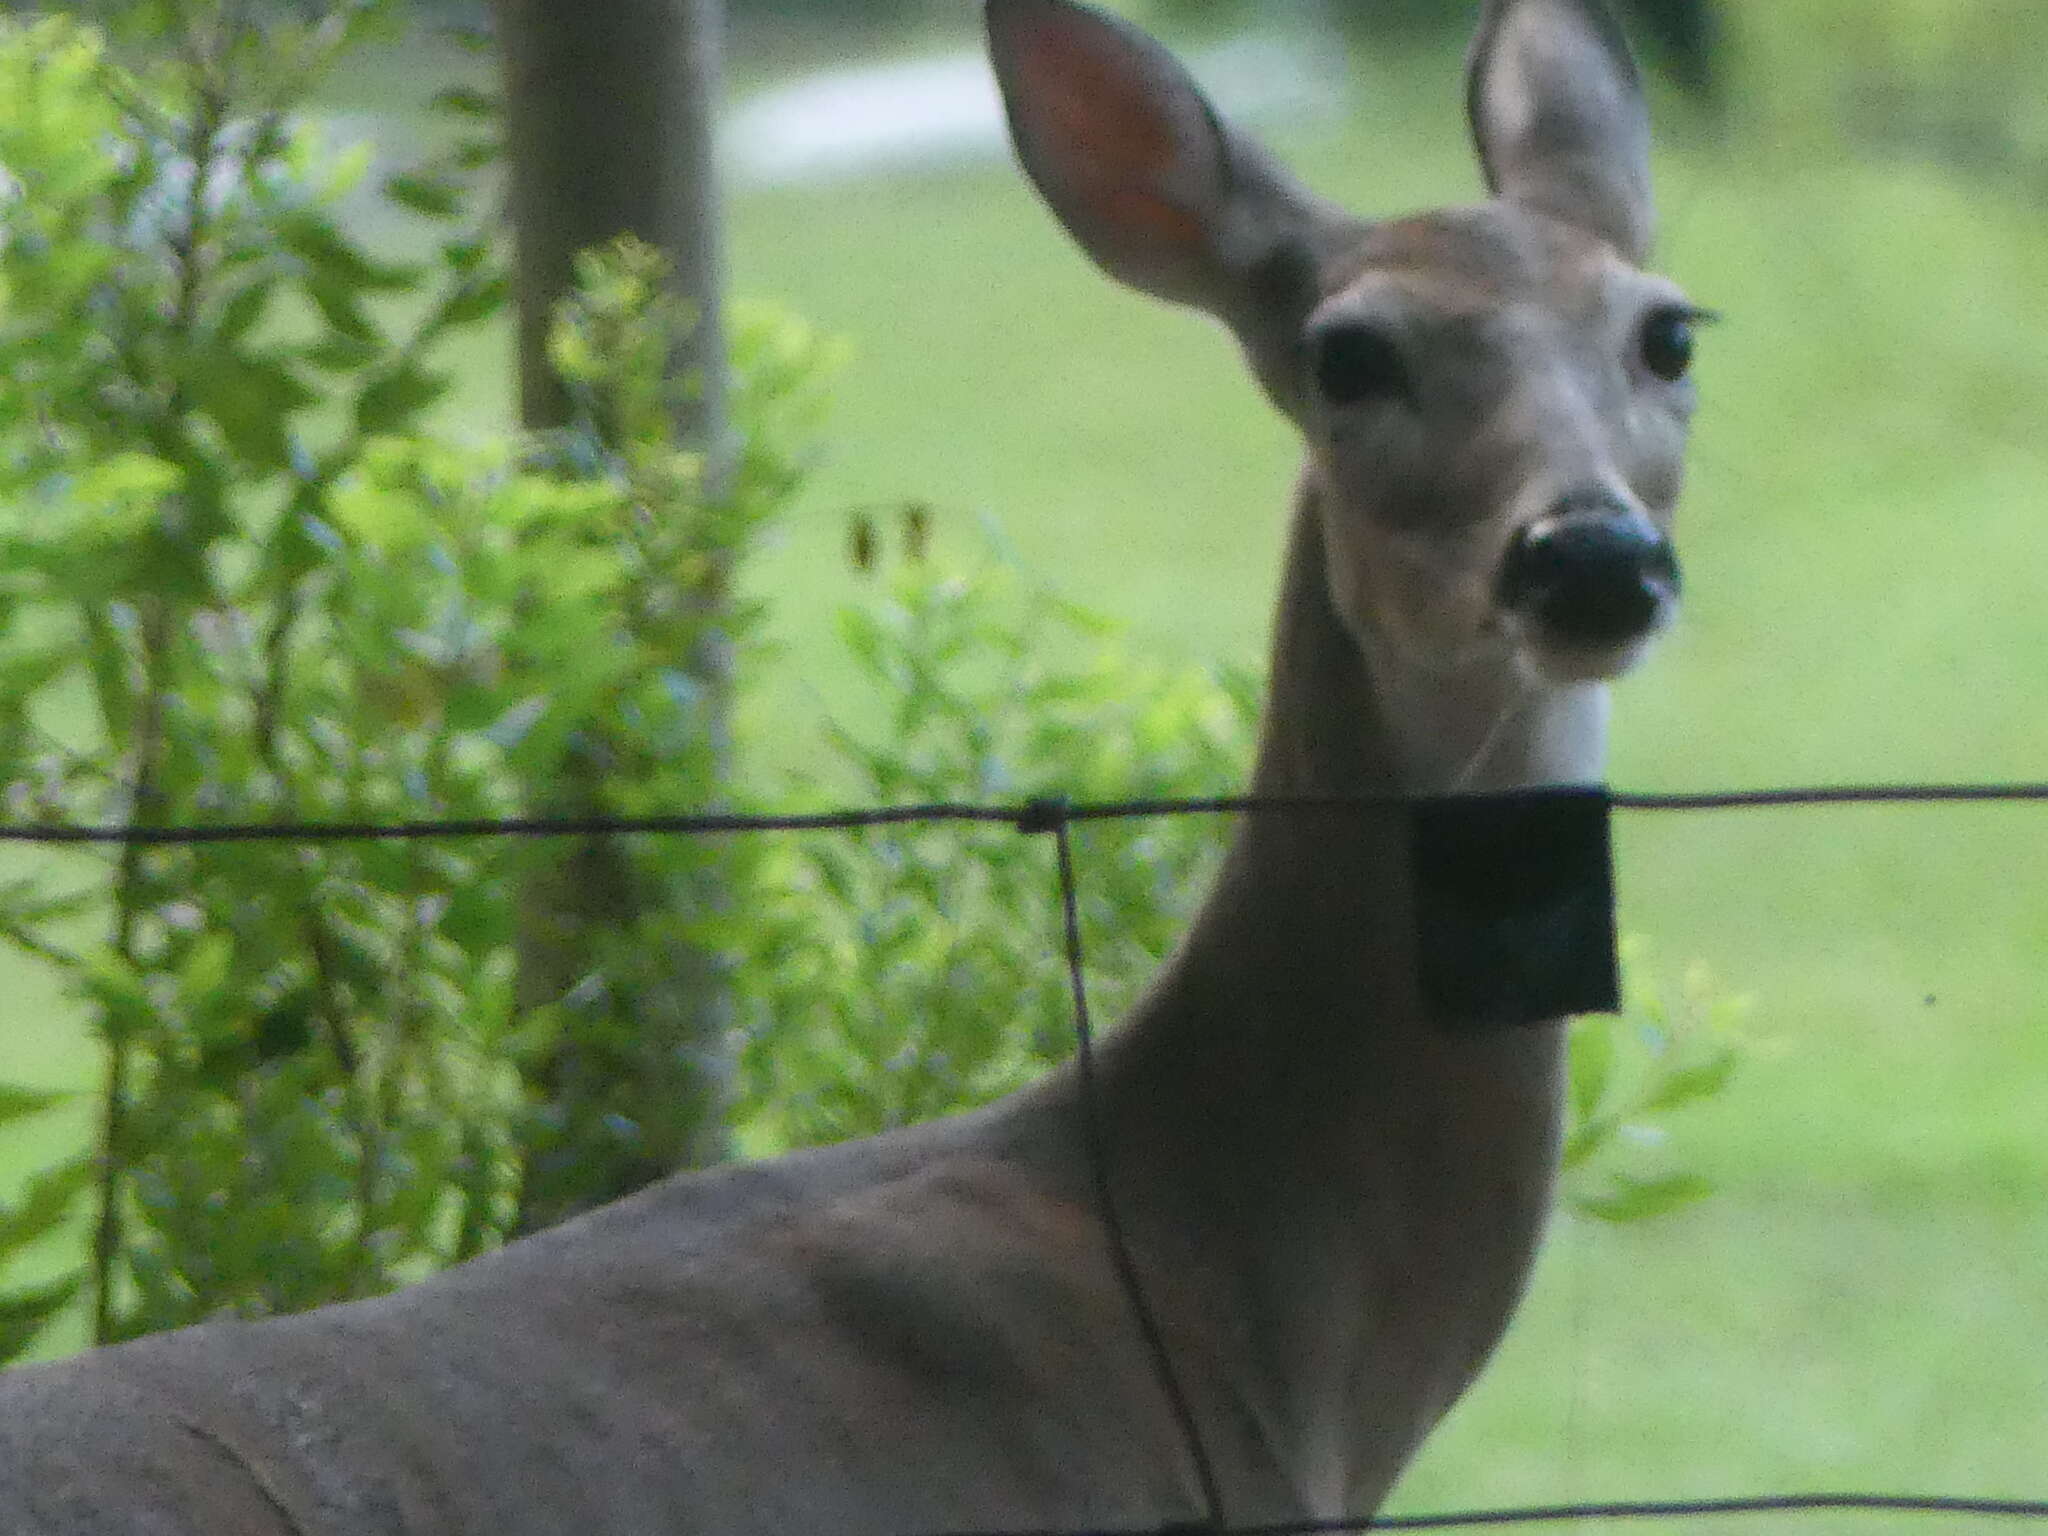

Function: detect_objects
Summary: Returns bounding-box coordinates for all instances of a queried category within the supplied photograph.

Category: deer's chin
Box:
[1507,611,1673,685]
[1524,638,1655,685]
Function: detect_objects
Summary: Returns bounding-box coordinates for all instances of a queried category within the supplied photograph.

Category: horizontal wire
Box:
[1323,1491,2048,1529]
[0,802,1020,846]
[2,783,2047,846]
[935,1491,2048,1536]
[1611,783,2048,811]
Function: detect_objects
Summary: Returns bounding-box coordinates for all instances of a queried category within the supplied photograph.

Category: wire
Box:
[0,802,1021,845]
[930,1491,2048,1536]
[1325,1492,2048,1528]
[6,782,2048,846]
[1611,783,2048,811]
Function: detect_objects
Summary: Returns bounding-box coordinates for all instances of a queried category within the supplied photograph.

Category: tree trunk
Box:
[495,0,735,1234]
[499,0,729,439]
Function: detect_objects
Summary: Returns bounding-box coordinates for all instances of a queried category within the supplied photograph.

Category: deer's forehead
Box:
[1321,205,1619,318]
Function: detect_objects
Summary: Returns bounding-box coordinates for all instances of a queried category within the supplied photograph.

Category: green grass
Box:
[5,18,2048,1513]
[1400,1190,2048,1519]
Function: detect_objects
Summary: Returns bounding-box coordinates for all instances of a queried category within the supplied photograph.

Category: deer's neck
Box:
[1082,491,1604,1511]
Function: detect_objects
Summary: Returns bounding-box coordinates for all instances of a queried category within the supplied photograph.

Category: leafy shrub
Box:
[737,555,1254,1147]
[0,8,822,1354]
[0,6,524,1345]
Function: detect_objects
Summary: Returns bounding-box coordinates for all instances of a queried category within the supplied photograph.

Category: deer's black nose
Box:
[1498,503,1681,647]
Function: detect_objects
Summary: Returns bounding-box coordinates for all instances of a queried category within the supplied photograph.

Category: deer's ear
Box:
[986,0,1314,319]
[1467,0,1655,262]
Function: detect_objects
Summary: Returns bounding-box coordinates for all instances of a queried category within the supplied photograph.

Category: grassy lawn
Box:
[4,13,2046,1516]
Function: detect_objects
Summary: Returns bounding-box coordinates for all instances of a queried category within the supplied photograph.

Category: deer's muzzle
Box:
[1496,502,1681,653]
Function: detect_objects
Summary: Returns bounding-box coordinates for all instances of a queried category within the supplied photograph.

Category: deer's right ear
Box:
[1467,0,1655,262]
[986,0,1311,319]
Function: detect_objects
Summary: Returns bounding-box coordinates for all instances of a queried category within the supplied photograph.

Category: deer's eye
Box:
[1640,306,1699,382]
[1314,323,1411,406]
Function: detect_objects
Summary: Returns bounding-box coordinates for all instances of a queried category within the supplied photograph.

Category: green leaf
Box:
[451,136,500,172]
[0,1158,93,1261]
[0,646,78,703]
[177,932,236,1015]
[265,490,339,581]
[215,278,277,343]
[301,333,383,374]
[441,236,489,274]
[355,362,450,435]
[74,948,158,1043]
[306,273,382,345]
[1559,1113,1612,1172]
[80,610,133,741]
[384,172,464,221]
[1569,1016,1616,1123]
[185,351,318,472]
[0,1083,67,1127]
[0,1275,83,1365]
[430,86,498,120]
[1574,1172,1712,1225]
[1641,1047,1739,1114]
[435,273,508,328]
[279,212,420,294]
[328,473,430,546]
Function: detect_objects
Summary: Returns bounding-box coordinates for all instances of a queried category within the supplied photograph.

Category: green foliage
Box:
[0,8,821,1357]
[1564,937,1748,1224]
[0,5,522,1345]
[737,554,1253,1145]
[499,244,833,1233]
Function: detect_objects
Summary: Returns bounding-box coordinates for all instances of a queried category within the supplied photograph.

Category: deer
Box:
[0,0,1701,1530]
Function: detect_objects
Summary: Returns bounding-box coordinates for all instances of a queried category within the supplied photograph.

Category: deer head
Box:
[988,0,1702,792]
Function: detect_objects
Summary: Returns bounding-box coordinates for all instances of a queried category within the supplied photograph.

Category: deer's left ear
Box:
[986,0,1324,323]
[1467,0,1655,263]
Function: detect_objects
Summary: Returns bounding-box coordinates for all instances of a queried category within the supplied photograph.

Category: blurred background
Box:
[4,0,2046,1525]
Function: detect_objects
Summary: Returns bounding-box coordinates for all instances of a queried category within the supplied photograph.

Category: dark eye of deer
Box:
[1314,324,1411,406]
[1640,307,1696,382]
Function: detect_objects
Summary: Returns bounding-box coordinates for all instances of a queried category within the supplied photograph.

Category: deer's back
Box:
[0,1120,1258,1535]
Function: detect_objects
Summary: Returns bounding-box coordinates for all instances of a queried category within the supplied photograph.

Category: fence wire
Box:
[5,781,2047,1533]
[934,1492,2048,1535]
[3,781,2048,846]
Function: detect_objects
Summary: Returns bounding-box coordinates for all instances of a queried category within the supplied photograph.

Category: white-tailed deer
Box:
[0,1,1699,1529]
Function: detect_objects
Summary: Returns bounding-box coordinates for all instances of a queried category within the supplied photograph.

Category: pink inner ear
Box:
[1013,24,1196,239]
